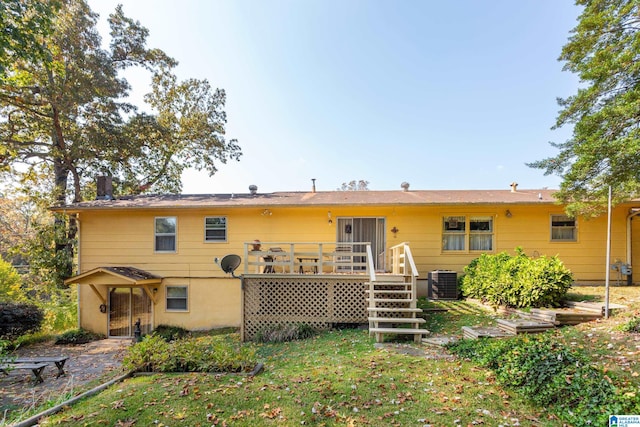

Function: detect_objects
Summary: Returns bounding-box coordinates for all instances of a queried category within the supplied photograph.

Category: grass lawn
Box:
[31,285,640,426]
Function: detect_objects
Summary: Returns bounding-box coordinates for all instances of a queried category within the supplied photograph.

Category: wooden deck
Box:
[243,242,372,275]
[241,241,428,343]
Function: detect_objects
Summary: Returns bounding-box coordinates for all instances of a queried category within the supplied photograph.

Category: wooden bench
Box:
[0,363,48,384]
[14,356,69,378]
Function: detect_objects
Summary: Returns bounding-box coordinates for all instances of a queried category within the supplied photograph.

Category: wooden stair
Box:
[367,276,428,343]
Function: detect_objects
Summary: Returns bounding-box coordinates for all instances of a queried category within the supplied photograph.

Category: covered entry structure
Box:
[65,266,162,338]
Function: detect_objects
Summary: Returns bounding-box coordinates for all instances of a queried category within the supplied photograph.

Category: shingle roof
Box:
[53,189,558,211]
[64,266,162,285]
[101,266,161,281]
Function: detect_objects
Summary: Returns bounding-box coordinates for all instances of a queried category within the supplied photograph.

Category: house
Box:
[57,180,640,340]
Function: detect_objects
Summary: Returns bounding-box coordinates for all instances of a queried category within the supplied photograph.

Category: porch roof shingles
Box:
[101,266,161,281]
[54,189,558,211]
[64,266,162,285]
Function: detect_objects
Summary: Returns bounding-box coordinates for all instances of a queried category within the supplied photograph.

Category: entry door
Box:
[337,217,386,271]
[108,288,152,337]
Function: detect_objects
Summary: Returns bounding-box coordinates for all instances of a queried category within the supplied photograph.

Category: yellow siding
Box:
[152,278,241,331]
[74,202,637,333]
[78,284,107,334]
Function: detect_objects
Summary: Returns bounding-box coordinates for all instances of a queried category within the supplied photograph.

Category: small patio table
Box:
[297,257,318,274]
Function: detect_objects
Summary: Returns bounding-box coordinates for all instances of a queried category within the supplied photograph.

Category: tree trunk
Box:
[51,106,73,285]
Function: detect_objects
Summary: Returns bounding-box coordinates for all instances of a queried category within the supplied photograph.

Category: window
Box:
[443,216,466,251]
[442,215,494,252]
[205,216,227,242]
[155,217,176,252]
[470,217,493,251]
[166,286,187,311]
[551,215,576,241]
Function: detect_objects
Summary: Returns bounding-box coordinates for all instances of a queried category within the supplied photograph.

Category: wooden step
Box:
[462,326,512,339]
[370,279,410,284]
[367,298,412,303]
[369,282,411,287]
[370,327,429,343]
[369,327,429,335]
[367,307,422,313]
[563,301,627,315]
[365,290,412,295]
[370,275,406,282]
[496,318,555,334]
[368,317,426,324]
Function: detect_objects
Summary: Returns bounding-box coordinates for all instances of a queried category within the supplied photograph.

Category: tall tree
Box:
[0,0,241,283]
[529,0,640,216]
[0,0,58,82]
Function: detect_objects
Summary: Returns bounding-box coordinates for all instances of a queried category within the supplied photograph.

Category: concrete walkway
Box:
[0,339,130,412]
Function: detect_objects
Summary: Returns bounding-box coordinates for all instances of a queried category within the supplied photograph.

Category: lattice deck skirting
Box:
[242,276,368,341]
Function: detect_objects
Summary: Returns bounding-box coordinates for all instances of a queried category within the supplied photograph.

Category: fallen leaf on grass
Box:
[172,412,187,420]
[260,406,283,419]
[230,409,254,420]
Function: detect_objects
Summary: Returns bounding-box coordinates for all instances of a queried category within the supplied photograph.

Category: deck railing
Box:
[243,242,373,275]
[388,242,420,302]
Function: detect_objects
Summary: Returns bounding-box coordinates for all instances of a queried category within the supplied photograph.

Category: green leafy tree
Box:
[0,0,59,82]
[0,258,25,302]
[0,0,241,284]
[529,0,640,216]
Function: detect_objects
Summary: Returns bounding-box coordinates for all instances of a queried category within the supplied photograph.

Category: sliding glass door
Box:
[108,287,152,337]
[337,217,386,271]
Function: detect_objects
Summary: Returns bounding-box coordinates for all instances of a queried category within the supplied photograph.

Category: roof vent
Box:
[510,182,518,193]
[401,182,410,192]
[311,178,316,193]
[249,185,258,195]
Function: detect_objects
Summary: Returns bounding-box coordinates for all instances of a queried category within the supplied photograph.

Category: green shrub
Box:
[0,339,13,364]
[255,322,318,343]
[152,324,190,342]
[40,287,78,333]
[619,315,640,333]
[447,334,638,426]
[55,328,105,345]
[0,259,26,302]
[461,247,573,308]
[0,302,44,339]
[123,333,257,373]
[123,334,171,372]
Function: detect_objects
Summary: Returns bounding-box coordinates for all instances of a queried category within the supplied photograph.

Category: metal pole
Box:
[605,186,612,319]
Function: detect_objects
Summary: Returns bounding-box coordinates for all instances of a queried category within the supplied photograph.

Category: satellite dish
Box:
[220,254,241,278]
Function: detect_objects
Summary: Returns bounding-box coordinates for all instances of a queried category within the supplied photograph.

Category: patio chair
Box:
[268,247,289,273]
[263,255,275,273]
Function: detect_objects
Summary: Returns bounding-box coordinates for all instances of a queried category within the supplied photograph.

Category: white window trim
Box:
[154,216,177,253]
[204,216,227,243]
[165,285,188,312]
[442,214,495,253]
[550,214,577,242]
[442,215,466,252]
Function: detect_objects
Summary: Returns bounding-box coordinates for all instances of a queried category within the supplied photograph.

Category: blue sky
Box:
[88,0,581,194]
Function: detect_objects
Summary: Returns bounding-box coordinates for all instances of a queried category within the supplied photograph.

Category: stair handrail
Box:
[403,244,419,306]
[366,243,376,282]
[388,242,419,305]
[403,244,419,279]
[388,242,419,276]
